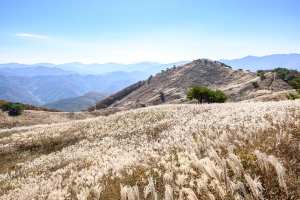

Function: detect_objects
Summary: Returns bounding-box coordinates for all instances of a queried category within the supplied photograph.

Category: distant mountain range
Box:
[43,92,110,112]
[1,54,299,75]
[0,61,189,75]
[219,54,300,71]
[0,61,190,109]
[0,71,150,106]
[0,66,77,77]
[0,54,299,109]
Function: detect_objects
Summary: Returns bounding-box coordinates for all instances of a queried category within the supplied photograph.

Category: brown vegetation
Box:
[95,59,292,110]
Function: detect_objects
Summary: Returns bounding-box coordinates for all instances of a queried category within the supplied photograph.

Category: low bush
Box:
[252,81,259,88]
[159,91,165,103]
[2,102,25,116]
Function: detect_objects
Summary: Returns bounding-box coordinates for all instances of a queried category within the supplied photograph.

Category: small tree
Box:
[260,74,266,80]
[2,102,25,116]
[209,89,228,103]
[159,91,165,103]
[147,75,153,84]
[187,85,228,104]
[252,81,259,88]
[8,103,25,116]
[187,85,210,104]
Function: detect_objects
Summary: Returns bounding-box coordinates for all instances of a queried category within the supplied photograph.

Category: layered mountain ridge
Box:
[43,92,110,112]
[99,59,292,110]
[0,72,148,105]
[0,54,298,109]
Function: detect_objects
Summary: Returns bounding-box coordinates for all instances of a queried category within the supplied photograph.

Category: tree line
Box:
[95,81,146,109]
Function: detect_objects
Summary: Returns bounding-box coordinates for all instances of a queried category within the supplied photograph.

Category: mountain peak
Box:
[96,60,292,110]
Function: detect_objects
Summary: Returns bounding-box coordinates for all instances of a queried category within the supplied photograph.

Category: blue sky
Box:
[0,0,299,64]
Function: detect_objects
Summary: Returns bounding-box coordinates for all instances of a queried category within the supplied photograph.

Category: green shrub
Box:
[260,74,266,80]
[2,102,13,111]
[289,77,300,89]
[159,91,165,103]
[252,81,259,88]
[140,104,146,107]
[100,104,108,109]
[2,102,25,116]
[286,92,300,100]
[208,89,228,103]
[8,103,25,116]
[147,75,153,84]
[273,67,297,82]
[187,85,228,104]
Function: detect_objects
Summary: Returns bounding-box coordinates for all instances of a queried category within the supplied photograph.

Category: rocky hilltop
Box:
[97,59,292,109]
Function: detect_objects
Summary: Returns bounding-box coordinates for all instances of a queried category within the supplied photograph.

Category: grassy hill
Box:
[96,59,293,110]
[43,92,110,112]
[0,101,299,199]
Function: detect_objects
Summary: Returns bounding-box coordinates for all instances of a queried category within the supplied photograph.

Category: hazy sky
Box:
[0,0,299,64]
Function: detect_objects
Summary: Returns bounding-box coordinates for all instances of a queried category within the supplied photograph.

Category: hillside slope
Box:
[103,59,292,109]
[0,101,299,199]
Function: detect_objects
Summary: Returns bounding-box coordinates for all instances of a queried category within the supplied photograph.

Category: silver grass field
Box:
[0,101,299,199]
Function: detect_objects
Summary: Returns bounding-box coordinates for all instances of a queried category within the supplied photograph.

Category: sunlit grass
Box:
[0,101,299,199]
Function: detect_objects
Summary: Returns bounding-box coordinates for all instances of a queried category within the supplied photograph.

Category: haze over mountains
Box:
[1,54,299,75]
[43,92,110,112]
[0,61,189,75]
[0,54,299,109]
[0,66,77,77]
[219,53,300,71]
[0,61,189,107]
[0,72,148,105]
